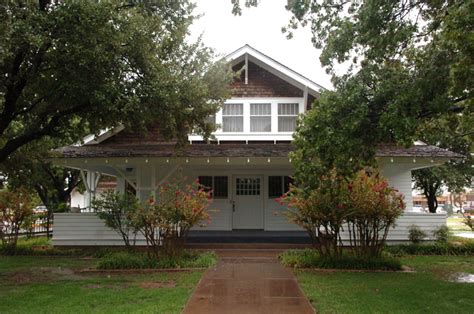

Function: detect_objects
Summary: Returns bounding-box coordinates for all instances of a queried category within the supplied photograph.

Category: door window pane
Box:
[236,178,260,196]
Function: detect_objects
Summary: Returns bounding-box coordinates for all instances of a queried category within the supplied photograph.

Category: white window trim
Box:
[190,97,304,142]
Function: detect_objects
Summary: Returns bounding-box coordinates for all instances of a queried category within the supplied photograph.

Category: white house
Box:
[51,45,457,246]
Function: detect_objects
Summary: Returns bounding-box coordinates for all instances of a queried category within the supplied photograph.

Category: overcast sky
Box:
[189,0,333,89]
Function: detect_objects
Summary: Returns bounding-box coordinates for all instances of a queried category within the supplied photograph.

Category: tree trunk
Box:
[426,191,438,213]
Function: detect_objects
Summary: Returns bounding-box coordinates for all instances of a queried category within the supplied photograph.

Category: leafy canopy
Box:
[0,0,232,162]
[233,1,472,174]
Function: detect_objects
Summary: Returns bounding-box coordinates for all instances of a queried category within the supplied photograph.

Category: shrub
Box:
[386,242,474,256]
[280,169,404,258]
[279,170,350,257]
[96,251,217,269]
[345,170,405,257]
[408,224,427,244]
[132,178,211,258]
[463,215,474,231]
[280,249,402,271]
[0,188,36,254]
[93,191,140,247]
[432,225,449,243]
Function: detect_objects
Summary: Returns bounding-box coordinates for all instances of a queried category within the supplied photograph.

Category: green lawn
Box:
[295,255,474,314]
[0,255,203,314]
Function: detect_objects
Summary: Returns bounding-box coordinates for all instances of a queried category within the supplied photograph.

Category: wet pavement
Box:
[183,251,315,314]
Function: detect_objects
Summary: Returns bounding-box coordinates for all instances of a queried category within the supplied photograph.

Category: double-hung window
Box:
[278,103,299,132]
[222,103,243,132]
[250,103,271,132]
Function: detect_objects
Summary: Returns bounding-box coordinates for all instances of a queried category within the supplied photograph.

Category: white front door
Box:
[232,176,264,229]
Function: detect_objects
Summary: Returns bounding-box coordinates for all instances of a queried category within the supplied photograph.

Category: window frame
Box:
[198,176,229,199]
[211,98,304,136]
[268,175,294,199]
[277,103,300,132]
[222,103,244,133]
[250,103,272,133]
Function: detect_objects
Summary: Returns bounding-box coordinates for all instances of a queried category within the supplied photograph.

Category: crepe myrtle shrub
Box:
[0,187,36,254]
[132,179,212,258]
[345,170,405,257]
[93,191,140,247]
[278,170,351,258]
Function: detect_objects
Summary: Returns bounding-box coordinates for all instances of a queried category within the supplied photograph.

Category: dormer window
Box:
[278,103,299,132]
[222,103,243,132]
[250,103,271,132]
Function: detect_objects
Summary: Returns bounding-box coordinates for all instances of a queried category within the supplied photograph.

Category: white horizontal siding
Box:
[53,213,148,246]
[53,212,445,246]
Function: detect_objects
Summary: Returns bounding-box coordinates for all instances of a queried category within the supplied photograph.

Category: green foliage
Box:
[386,242,474,256]
[93,190,140,247]
[284,0,473,188]
[96,251,217,269]
[345,170,405,257]
[0,188,36,253]
[280,169,404,258]
[280,249,402,271]
[432,225,450,243]
[279,169,350,257]
[412,114,473,213]
[408,225,427,244]
[463,215,474,231]
[132,178,212,257]
[0,0,232,161]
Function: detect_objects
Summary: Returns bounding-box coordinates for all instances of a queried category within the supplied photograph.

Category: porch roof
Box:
[54,143,462,159]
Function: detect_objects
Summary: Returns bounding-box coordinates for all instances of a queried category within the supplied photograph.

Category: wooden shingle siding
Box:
[231,61,303,98]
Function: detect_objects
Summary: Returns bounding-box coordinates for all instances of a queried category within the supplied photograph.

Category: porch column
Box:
[116,177,126,194]
[82,171,101,212]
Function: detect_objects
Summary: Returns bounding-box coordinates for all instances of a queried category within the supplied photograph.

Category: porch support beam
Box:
[157,165,179,187]
[110,165,137,190]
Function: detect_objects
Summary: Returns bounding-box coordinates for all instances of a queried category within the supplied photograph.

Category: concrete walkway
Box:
[183,250,315,314]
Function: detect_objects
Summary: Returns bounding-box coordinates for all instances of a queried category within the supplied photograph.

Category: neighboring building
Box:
[52,45,459,245]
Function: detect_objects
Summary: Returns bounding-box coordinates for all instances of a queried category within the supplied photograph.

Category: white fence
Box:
[52,212,446,246]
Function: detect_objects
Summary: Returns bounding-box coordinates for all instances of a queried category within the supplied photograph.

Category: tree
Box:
[0,139,82,237]
[233,1,472,179]
[0,0,232,162]
[0,187,36,253]
[412,114,473,213]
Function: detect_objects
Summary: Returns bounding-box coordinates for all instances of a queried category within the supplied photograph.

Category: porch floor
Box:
[187,230,311,244]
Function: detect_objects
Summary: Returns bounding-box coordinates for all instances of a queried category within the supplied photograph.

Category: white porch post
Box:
[82,171,101,212]
[116,177,126,194]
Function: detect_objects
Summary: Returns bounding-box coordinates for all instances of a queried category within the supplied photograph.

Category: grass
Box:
[280,249,402,270]
[294,255,474,314]
[0,255,203,314]
[97,251,218,269]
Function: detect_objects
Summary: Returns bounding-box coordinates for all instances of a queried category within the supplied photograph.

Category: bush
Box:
[0,188,36,253]
[464,215,474,231]
[432,225,449,243]
[280,249,402,271]
[93,191,140,247]
[132,178,212,258]
[279,169,404,258]
[385,242,474,256]
[408,225,427,244]
[96,251,217,269]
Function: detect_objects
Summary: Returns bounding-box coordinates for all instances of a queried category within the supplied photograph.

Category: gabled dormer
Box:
[188,45,324,143]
